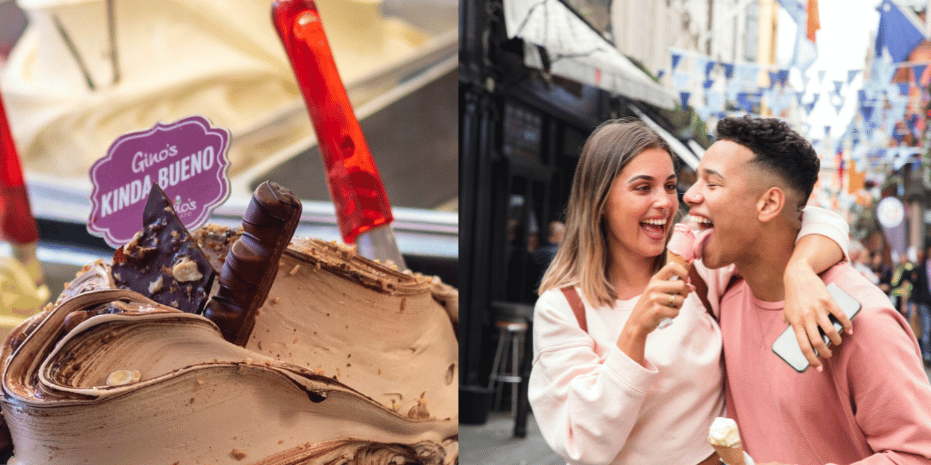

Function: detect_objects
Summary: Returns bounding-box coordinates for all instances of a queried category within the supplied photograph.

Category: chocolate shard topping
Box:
[204,181,302,345]
[112,184,216,314]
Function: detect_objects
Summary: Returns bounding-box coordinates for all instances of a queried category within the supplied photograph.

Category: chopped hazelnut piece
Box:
[148,276,164,294]
[171,256,203,282]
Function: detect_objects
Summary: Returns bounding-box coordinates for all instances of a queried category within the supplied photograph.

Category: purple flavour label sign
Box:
[88,116,230,248]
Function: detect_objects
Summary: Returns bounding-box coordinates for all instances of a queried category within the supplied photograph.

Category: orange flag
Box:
[847,159,865,195]
[807,0,820,42]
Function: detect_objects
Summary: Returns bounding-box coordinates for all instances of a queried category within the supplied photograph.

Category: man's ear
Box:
[756,187,785,223]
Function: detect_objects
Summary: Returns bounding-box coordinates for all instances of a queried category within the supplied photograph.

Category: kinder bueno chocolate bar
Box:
[204,181,301,345]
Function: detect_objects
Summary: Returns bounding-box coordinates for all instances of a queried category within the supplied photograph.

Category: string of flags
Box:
[666,46,931,171]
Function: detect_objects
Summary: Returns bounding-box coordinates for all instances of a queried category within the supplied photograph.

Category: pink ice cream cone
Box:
[658,224,711,329]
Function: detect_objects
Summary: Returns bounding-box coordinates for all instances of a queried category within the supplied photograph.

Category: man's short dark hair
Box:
[716,116,820,205]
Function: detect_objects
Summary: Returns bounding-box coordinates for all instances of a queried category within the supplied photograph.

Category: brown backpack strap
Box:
[560,286,587,333]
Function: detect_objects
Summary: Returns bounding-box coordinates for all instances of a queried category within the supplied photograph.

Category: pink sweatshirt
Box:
[720,263,931,464]
[528,207,849,465]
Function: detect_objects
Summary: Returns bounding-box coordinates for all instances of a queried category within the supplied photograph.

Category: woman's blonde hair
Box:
[538,118,677,307]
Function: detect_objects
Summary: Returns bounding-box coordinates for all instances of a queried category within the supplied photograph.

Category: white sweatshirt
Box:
[527,206,850,465]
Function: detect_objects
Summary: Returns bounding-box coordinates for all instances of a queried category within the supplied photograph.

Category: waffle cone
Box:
[666,251,692,273]
[710,442,745,465]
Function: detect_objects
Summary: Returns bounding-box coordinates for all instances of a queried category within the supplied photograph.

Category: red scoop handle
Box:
[0,85,40,244]
[272,0,393,244]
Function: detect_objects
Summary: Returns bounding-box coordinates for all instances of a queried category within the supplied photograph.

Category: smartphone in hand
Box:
[771,283,862,373]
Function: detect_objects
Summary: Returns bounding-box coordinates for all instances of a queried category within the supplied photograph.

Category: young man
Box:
[684,116,931,464]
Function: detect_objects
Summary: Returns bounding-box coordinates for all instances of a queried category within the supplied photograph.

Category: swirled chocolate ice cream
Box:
[0,182,458,465]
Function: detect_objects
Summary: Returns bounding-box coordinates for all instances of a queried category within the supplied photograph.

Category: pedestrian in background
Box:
[891,250,915,315]
[850,241,878,284]
[908,242,931,364]
[531,220,565,286]
[872,250,892,295]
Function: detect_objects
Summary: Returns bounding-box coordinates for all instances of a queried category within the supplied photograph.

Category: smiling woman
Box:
[528,119,724,465]
[603,147,679,276]
[539,119,679,309]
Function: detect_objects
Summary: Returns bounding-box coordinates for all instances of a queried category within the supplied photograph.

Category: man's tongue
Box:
[693,227,713,256]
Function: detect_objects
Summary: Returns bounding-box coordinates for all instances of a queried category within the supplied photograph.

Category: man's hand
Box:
[783,261,853,371]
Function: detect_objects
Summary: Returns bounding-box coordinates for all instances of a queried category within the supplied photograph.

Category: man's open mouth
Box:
[689,215,714,231]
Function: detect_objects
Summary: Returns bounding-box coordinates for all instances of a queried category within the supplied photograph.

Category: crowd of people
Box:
[527,115,931,465]
[852,241,931,364]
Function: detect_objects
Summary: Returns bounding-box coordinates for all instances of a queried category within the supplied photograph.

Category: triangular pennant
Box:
[722,63,735,79]
[861,105,875,122]
[777,69,790,86]
[804,101,816,114]
[875,0,926,64]
[703,78,715,89]
[705,60,716,78]
[680,91,692,108]
[817,69,827,82]
[737,92,754,113]
[833,98,845,115]
[914,64,927,85]
[671,52,683,70]
[657,70,666,80]
[898,82,910,96]
[768,71,780,89]
[833,80,844,94]
[847,69,861,85]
